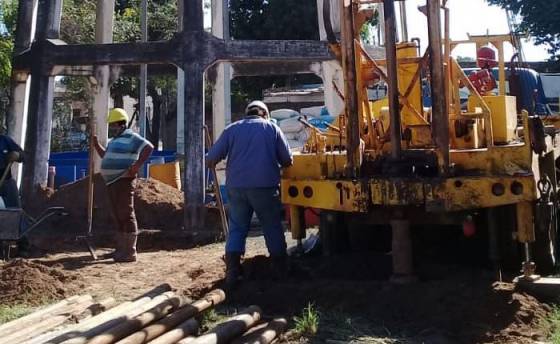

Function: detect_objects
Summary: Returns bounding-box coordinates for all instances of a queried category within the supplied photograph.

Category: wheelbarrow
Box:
[0,207,68,260]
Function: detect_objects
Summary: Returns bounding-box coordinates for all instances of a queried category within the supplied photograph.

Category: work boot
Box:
[113,233,137,263]
[107,232,124,260]
[271,255,289,280]
[225,253,243,289]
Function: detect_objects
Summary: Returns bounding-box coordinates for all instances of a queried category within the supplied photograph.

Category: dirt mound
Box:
[0,259,78,306]
[227,256,552,344]
[30,175,185,236]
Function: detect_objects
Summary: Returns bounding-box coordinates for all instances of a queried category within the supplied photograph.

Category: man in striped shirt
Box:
[93,108,154,262]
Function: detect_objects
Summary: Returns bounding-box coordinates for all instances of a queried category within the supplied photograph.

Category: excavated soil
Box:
[0,259,80,306]
[29,232,555,344]
[30,174,185,234]
[26,175,221,250]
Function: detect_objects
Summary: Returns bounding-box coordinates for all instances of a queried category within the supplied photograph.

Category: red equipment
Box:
[468,69,497,95]
[476,46,499,69]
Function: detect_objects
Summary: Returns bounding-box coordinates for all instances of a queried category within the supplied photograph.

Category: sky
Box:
[403,0,551,62]
[203,1,552,61]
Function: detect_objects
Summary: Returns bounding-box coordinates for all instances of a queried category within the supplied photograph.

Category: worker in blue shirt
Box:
[0,134,24,208]
[206,100,293,288]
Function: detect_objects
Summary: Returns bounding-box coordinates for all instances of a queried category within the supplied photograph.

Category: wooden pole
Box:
[178,306,262,344]
[145,319,199,344]
[60,292,177,344]
[116,290,225,344]
[230,318,288,344]
[86,295,188,344]
[28,285,171,344]
[2,297,95,344]
[0,295,86,337]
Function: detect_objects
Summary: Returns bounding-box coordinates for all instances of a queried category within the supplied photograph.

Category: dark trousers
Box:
[225,187,287,256]
[106,178,138,234]
[0,178,20,208]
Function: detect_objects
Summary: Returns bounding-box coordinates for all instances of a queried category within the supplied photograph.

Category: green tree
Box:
[228,0,322,116]
[61,0,178,148]
[0,0,17,132]
[486,0,560,61]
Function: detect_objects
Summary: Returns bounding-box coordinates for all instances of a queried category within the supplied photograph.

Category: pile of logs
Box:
[0,284,287,344]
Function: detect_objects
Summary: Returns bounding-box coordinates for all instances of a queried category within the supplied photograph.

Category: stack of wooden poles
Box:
[0,284,287,344]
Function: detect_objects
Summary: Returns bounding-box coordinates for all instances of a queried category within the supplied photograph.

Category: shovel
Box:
[204,125,228,238]
[76,120,97,260]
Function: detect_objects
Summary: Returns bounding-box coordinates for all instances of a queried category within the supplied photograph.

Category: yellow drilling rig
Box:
[282,0,560,281]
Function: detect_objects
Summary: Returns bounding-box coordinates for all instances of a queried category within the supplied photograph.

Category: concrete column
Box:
[211,0,231,139]
[139,0,148,138]
[8,0,38,185]
[316,0,344,117]
[183,62,206,231]
[92,0,115,172]
[177,0,185,155]
[182,0,207,231]
[21,0,62,205]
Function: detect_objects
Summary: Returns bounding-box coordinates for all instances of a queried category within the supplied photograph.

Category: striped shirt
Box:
[100,129,153,185]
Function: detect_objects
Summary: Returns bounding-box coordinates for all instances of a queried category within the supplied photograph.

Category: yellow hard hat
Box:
[107,108,129,124]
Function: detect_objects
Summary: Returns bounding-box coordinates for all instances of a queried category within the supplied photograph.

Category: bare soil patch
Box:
[0,259,80,306]
[20,234,553,344]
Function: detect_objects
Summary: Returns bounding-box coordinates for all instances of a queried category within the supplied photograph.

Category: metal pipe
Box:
[399,1,408,42]
[384,0,402,160]
[390,218,415,283]
[341,0,360,177]
[427,0,449,173]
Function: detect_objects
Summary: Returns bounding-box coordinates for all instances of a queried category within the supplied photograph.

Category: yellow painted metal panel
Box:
[283,153,347,180]
[281,179,368,213]
[369,175,536,211]
[468,95,518,144]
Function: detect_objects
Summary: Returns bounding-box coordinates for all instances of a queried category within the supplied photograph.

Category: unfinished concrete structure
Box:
[9,0,334,232]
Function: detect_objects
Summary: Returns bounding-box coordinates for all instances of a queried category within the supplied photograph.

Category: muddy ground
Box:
[2,229,555,344]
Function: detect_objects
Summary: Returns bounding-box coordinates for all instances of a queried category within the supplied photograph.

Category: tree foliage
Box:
[230,0,318,40]
[228,0,322,115]
[486,0,560,60]
[0,0,17,132]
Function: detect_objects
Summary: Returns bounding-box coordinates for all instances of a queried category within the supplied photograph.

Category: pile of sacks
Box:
[271,106,337,149]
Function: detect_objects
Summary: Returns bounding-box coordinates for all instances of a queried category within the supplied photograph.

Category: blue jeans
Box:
[226,187,287,256]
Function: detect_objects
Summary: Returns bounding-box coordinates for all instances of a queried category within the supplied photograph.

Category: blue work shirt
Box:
[206,116,293,188]
[0,135,23,179]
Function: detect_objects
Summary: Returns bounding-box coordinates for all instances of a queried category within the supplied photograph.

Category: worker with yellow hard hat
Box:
[92,108,154,263]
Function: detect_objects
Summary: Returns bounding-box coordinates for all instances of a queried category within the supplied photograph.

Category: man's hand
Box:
[125,164,140,178]
[6,151,21,163]
[92,135,106,158]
